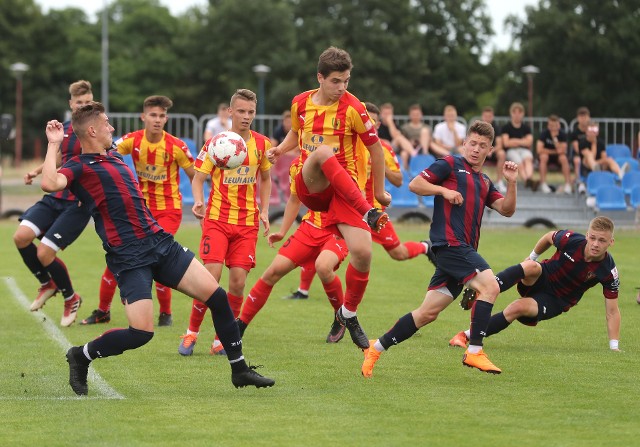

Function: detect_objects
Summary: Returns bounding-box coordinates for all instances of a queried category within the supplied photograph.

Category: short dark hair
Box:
[317,47,353,77]
[548,114,560,122]
[482,106,494,113]
[143,95,173,110]
[467,120,495,143]
[577,106,590,116]
[364,102,380,115]
[71,101,105,134]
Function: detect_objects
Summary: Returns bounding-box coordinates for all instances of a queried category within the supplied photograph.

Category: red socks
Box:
[299,262,316,292]
[322,276,344,311]
[156,282,172,315]
[99,268,117,312]
[343,263,369,312]
[403,241,427,259]
[239,278,273,324]
[320,156,372,215]
[188,299,208,333]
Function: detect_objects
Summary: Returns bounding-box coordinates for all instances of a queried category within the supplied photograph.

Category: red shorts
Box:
[294,171,368,232]
[199,219,258,270]
[278,221,348,270]
[371,220,401,251]
[152,209,182,235]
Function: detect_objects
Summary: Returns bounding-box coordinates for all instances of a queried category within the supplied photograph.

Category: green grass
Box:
[1,219,638,447]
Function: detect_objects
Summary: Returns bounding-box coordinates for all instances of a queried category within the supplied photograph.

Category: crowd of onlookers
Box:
[204,102,636,198]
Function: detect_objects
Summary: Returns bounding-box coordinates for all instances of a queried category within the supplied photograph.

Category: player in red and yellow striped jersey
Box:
[83,95,195,327]
[267,47,391,350]
[236,156,349,343]
[178,89,272,356]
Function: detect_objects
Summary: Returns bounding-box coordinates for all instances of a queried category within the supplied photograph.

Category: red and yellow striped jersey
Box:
[357,139,400,210]
[116,130,194,212]
[195,130,271,226]
[290,89,378,181]
[288,157,326,228]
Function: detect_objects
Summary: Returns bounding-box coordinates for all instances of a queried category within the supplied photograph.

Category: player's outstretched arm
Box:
[368,140,391,206]
[41,120,68,192]
[490,161,518,217]
[527,231,554,261]
[605,298,621,352]
[267,130,298,164]
[409,175,461,204]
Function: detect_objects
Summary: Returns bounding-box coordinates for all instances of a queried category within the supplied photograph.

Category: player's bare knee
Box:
[522,260,541,277]
[36,244,57,266]
[13,229,32,248]
[412,308,437,327]
[314,263,333,281]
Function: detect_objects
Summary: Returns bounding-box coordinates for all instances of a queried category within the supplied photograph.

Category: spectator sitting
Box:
[481,106,506,193]
[569,106,591,192]
[433,105,466,154]
[577,121,628,180]
[203,102,230,141]
[501,102,537,190]
[272,110,293,146]
[398,104,449,170]
[378,102,415,170]
[537,114,572,194]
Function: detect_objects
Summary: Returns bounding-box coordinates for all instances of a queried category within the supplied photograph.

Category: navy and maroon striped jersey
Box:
[50,121,83,202]
[58,151,162,247]
[421,155,502,250]
[541,230,619,308]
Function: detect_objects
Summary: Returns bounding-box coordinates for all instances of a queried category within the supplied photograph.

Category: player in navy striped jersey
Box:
[450,216,621,351]
[362,120,519,377]
[13,80,93,327]
[41,102,274,395]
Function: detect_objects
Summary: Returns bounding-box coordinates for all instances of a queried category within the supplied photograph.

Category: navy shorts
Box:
[106,231,195,304]
[514,271,568,326]
[428,244,491,299]
[20,195,91,250]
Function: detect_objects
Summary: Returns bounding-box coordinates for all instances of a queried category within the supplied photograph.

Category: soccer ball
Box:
[207,131,248,170]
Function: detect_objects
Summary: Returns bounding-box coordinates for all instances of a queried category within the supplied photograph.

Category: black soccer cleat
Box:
[158,312,173,327]
[236,318,248,338]
[326,315,346,343]
[283,290,309,300]
[231,365,275,389]
[421,240,437,267]
[336,308,369,350]
[460,288,477,311]
[80,309,111,325]
[365,208,389,233]
[66,346,90,396]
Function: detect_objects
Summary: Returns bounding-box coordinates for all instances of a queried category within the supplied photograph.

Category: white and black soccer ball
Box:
[207,131,248,170]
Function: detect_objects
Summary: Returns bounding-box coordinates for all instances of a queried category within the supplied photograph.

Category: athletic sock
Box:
[469,300,494,347]
[86,326,154,359]
[343,263,369,312]
[299,264,315,293]
[486,311,511,336]
[403,241,427,259]
[320,155,372,215]
[322,275,344,311]
[239,278,273,324]
[188,298,208,333]
[495,264,525,292]
[379,312,419,350]
[46,258,74,298]
[99,268,117,312]
[204,287,244,367]
[227,293,244,318]
[17,244,50,284]
[155,282,172,315]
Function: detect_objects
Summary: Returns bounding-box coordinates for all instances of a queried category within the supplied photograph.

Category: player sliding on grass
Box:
[42,102,274,395]
[267,46,391,350]
[362,120,519,377]
[449,216,621,352]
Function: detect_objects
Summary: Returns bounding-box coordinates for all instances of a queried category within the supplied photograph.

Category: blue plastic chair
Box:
[586,171,617,196]
[179,171,195,206]
[595,185,627,211]
[387,180,419,207]
[621,170,640,195]
[606,144,631,159]
[182,137,198,154]
[614,157,640,172]
[409,154,436,177]
[630,185,640,208]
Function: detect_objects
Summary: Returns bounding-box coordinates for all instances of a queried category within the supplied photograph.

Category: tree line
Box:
[1,0,638,159]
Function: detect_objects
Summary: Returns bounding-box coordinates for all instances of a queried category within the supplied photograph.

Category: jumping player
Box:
[449,216,621,352]
[361,120,519,377]
[81,95,195,327]
[13,80,93,327]
[42,102,274,395]
[267,46,391,350]
[177,89,272,356]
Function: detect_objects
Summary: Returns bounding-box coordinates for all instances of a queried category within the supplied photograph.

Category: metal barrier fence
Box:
[109,113,639,157]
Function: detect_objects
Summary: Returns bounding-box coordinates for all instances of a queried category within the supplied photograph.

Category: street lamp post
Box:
[252,64,271,134]
[10,62,30,167]
[521,65,540,130]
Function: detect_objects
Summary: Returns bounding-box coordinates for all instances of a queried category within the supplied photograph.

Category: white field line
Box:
[4,277,125,400]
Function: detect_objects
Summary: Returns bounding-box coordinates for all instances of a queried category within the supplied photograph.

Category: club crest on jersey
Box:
[484,177,490,188]
[585,271,596,281]
[332,118,341,129]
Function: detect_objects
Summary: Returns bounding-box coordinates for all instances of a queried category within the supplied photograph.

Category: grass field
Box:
[1,219,639,447]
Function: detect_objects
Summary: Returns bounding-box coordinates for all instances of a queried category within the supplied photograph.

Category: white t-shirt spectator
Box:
[433,121,466,150]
